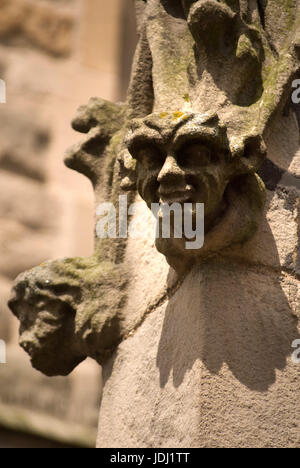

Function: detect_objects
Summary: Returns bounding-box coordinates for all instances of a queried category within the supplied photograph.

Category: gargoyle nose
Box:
[157,156,185,185]
[8,279,28,317]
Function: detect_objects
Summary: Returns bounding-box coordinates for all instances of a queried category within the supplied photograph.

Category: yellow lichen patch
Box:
[173,111,184,119]
[159,112,167,118]
[183,93,190,102]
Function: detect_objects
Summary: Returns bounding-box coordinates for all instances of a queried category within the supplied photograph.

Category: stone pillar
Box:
[98,168,300,447]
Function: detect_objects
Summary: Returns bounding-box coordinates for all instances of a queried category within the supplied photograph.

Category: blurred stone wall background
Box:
[0,0,137,447]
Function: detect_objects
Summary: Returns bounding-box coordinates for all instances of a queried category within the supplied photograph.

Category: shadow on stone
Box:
[157,197,300,392]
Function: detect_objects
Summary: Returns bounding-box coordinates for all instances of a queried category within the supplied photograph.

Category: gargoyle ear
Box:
[118,149,137,191]
[230,134,267,176]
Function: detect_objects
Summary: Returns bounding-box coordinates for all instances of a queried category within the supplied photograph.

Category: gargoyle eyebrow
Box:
[127,134,165,156]
[172,129,218,152]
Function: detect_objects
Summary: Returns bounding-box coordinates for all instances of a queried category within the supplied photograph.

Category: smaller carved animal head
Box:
[8,264,85,376]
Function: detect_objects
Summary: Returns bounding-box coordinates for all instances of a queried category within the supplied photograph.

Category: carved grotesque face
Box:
[127,113,233,231]
[9,257,129,373]
[124,112,266,270]
[17,300,74,373]
[9,268,84,376]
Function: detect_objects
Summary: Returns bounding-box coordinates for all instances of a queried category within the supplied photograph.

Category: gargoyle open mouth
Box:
[158,185,195,204]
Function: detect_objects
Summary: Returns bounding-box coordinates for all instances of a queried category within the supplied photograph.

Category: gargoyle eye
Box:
[134,145,163,171]
[177,142,213,167]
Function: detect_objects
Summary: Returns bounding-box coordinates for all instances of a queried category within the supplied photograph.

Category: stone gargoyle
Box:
[9,0,300,376]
